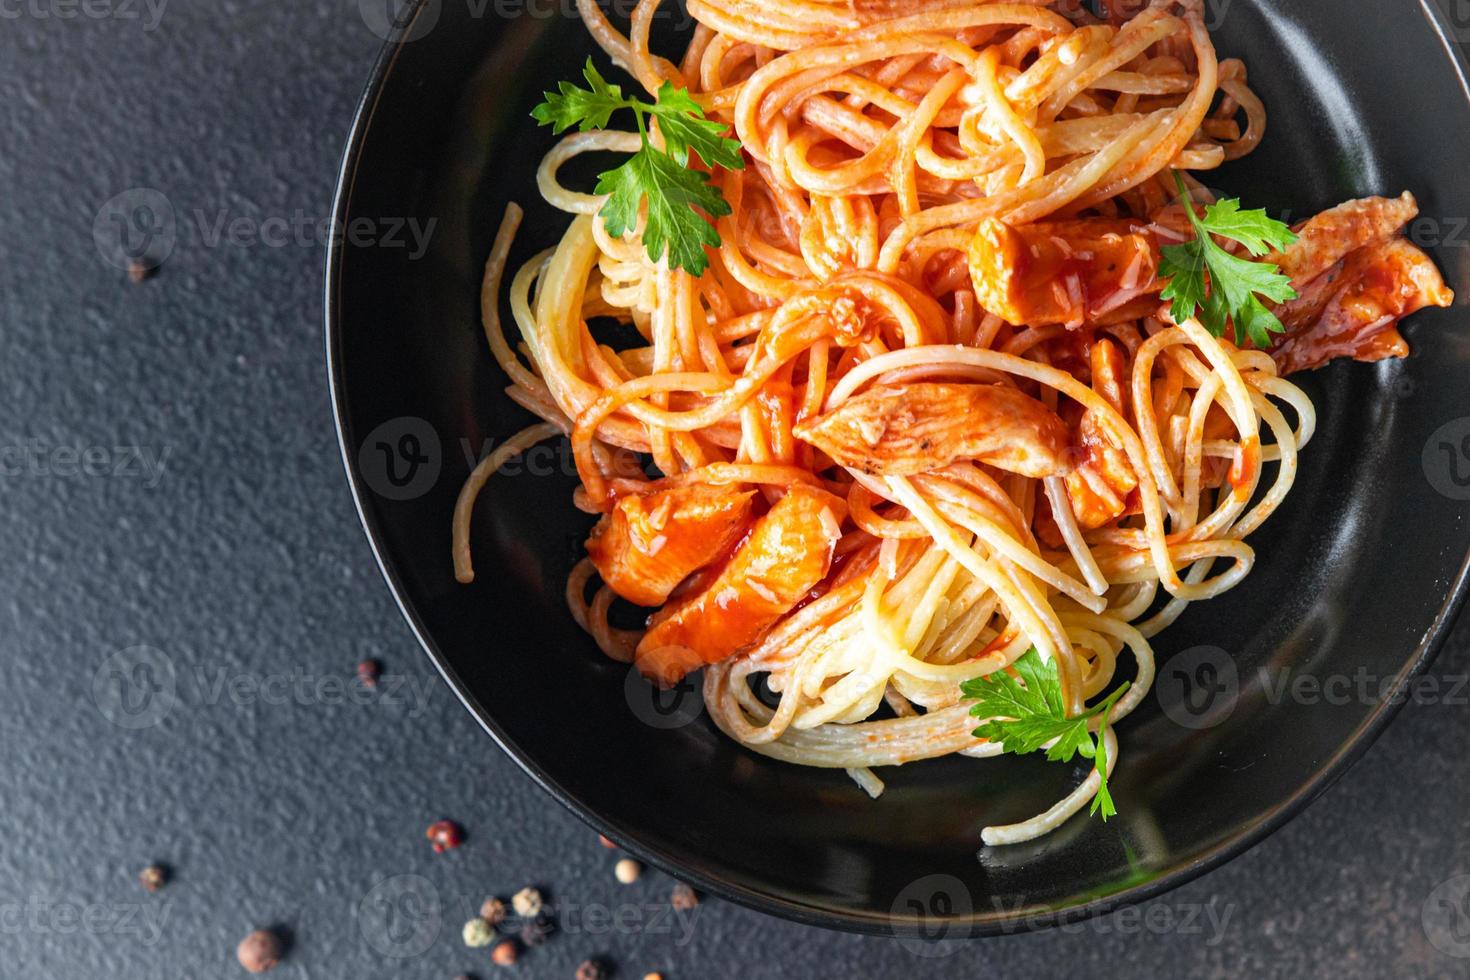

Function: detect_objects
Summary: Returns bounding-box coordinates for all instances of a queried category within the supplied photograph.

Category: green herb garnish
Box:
[532,59,744,276]
[1158,171,1299,349]
[961,648,1130,820]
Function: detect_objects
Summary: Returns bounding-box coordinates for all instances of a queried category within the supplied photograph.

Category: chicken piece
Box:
[1267,193,1421,284]
[1064,410,1139,531]
[635,485,847,686]
[968,217,1161,327]
[1271,237,1453,375]
[1089,336,1129,415]
[586,484,756,607]
[792,382,1071,478]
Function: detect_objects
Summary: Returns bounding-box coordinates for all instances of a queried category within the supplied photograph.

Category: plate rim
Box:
[324,0,1470,936]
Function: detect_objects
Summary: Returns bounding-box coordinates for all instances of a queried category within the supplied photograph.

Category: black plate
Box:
[327,0,1470,935]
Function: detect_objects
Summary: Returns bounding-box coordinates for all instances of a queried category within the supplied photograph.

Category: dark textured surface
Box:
[2,2,1469,978]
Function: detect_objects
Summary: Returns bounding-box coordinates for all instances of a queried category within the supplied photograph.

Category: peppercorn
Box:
[491,939,519,966]
[644,974,664,980]
[519,914,556,947]
[480,897,507,926]
[426,819,464,853]
[575,959,608,980]
[357,658,381,687]
[138,864,167,893]
[463,917,495,948]
[597,835,616,849]
[237,929,283,973]
[670,883,699,910]
[511,887,543,917]
[126,258,153,283]
[614,858,642,884]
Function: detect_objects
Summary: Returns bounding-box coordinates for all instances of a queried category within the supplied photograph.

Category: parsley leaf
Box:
[531,59,744,275]
[530,60,626,133]
[1158,172,1299,349]
[596,147,729,278]
[649,83,745,171]
[961,648,1130,822]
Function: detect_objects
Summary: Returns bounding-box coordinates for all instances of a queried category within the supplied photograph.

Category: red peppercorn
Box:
[138,865,167,893]
[480,897,507,926]
[357,658,382,687]
[237,929,283,973]
[426,819,464,853]
[670,883,699,910]
[597,835,616,850]
[576,959,609,980]
[492,939,519,966]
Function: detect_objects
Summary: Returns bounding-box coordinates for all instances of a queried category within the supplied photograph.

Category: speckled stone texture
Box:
[1,3,1469,978]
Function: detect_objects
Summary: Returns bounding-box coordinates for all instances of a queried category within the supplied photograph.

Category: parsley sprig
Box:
[961,648,1130,820]
[1158,172,1299,349]
[531,59,744,276]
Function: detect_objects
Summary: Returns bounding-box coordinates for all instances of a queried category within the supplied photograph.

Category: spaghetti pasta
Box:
[452,0,1452,844]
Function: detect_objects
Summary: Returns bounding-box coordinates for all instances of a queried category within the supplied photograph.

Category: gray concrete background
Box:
[1,2,1468,977]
